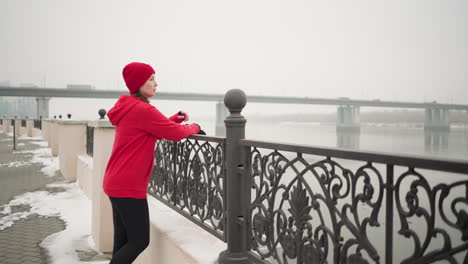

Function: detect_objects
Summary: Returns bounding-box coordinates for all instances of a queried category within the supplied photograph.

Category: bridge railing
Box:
[150,89,468,264]
[240,140,468,264]
[148,135,226,241]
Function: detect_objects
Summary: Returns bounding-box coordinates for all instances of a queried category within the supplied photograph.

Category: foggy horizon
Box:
[1,0,467,105]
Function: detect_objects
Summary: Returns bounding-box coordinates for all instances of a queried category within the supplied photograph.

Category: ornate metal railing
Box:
[33,119,42,129]
[148,135,226,241]
[86,125,94,157]
[148,89,468,264]
[240,140,468,264]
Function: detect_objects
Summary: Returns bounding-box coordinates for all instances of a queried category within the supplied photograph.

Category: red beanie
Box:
[122,62,155,94]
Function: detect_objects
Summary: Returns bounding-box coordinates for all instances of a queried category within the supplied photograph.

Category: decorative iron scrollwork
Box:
[148,138,226,240]
[395,169,468,263]
[248,147,384,263]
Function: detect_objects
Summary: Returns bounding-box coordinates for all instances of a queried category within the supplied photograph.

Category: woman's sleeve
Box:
[140,106,200,141]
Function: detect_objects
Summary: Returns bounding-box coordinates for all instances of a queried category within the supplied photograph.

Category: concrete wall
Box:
[134,197,225,264]
[26,120,34,137]
[14,120,21,135]
[89,121,115,253]
[49,121,59,156]
[76,154,94,200]
[57,121,88,182]
[1,119,10,133]
[42,120,50,145]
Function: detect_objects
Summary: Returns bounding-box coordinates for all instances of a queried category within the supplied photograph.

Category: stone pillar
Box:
[57,121,88,182]
[14,119,21,135]
[2,118,10,133]
[42,119,51,146]
[218,89,249,264]
[215,101,228,137]
[26,120,34,137]
[424,108,450,131]
[36,97,50,119]
[336,105,360,132]
[89,120,115,252]
[49,121,59,156]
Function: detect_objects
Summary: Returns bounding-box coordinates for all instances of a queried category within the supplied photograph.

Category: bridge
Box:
[1,86,467,133]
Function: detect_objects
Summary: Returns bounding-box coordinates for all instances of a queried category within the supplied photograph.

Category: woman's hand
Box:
[177,111,189,122]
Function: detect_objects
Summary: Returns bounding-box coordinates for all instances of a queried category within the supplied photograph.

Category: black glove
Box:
[193,123,206,135]
[177,111,185,119]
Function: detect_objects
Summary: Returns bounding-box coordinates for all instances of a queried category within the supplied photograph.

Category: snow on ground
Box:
[0,161,32,168]
[0,134,107,263]
[0,182,107,264]
[13,147,59,177]
[18,135,43,140]
[31,140,49,147]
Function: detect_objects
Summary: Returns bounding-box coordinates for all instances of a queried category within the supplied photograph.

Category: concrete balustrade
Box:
[49,120,60,156]
[26,120,34,137]
[1,119,10,133]
[76,154,93,199]
[56,120,88,182]
[89,120,115,252]
[42,119,51,146]
[14,120,21,135]
[19,120,27,136]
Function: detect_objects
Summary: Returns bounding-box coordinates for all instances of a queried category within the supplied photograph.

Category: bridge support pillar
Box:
[424,108,450,131]
[36,97,50,119]
[215,101,228,136]
[336,105,360,132]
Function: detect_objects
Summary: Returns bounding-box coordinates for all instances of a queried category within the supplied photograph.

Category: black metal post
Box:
[218,89,249,264]
[385,165,394,264]
[13,119,16,150]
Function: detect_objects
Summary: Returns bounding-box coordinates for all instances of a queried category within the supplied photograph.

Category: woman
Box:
[103,62,203,263]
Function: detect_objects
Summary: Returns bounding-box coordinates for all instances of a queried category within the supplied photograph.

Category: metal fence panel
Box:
[148,135,226,241]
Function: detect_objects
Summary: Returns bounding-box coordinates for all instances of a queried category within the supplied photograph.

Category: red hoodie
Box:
[103,95,200,198]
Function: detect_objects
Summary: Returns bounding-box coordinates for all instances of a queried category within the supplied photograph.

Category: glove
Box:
[193,123,206,135]
[178,111,185,118]
[177,111,189,121]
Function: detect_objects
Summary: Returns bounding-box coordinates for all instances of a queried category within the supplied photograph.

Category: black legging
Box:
[109,197,150,264]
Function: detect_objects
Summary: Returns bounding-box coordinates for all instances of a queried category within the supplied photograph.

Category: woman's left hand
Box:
[177,111,189,122]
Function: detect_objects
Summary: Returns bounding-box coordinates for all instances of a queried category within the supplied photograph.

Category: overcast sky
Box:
[1,0,467,105]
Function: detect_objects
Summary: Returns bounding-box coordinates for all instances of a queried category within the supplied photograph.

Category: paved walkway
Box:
[0,132,110,263]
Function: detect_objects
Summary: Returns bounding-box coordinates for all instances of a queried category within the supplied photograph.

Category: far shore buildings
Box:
[0,82,95,118]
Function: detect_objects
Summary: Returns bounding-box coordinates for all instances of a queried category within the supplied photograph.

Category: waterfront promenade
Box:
[0,132,110,264]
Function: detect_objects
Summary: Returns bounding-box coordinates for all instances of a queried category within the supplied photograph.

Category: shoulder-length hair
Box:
[131,90,149,103]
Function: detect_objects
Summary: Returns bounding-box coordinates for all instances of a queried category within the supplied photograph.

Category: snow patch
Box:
[0,182,107,264]
[0,161,32,168]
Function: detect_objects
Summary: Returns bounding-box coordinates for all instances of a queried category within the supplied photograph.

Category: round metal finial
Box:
[224,89,247,114]
[98,109,107,119]
[67,113,71,119]
[59,115,62,119]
